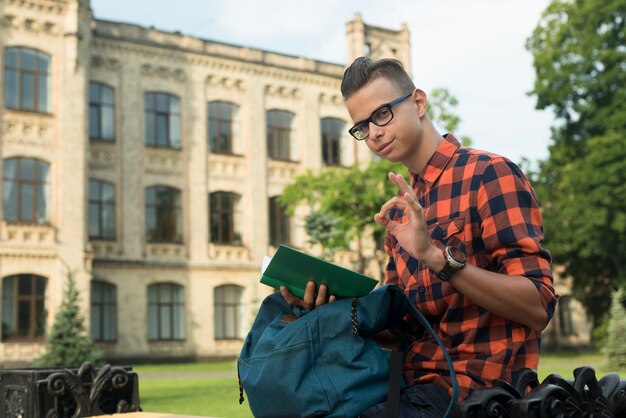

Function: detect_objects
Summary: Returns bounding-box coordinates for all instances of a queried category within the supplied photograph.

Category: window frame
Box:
[3,47,51,113]
[266,109,295,161]
[147,283,186,341]
[209,191,242,246]
[89,81,116,142]
[214,284,245,340]
[208,101,239,154]
[268,196,291,247]
[2,157,51,224]
[321,117,345,166]
[144,92,182,149]
[90,280,117,342]
[145,185,183,243]
[1,274,47,342]
[88,178,116,241]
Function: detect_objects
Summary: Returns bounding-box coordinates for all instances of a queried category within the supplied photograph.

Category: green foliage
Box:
[281,159,404,272]
[592,315,609,351]
[526,0,626,322]
[604,288,626,370]
[35,269,102,367]
[429,87,473,146]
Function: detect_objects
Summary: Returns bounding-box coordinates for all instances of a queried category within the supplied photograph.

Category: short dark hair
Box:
[341,57,415,99]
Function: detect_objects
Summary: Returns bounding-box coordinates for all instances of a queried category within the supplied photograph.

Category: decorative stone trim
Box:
[208,154,246,182]
[89,147,116,171]
[90,55,121,72]
[265,84,301,99]
[140,63,186,82]
[145,243,186,260]
[2,116,54,149]
[206,75,246,91]
[1,222,57,246]
[319,92,344,106]
[91,241,121,258]
[268,160,299,185]
[145,150,184,177]
[207,244,251,262]
[6,0,66,15]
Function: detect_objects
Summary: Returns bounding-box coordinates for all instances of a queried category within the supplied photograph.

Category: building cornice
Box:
[91,23,343,88]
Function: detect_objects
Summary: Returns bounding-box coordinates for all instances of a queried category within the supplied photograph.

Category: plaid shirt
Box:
[384,134,557,400]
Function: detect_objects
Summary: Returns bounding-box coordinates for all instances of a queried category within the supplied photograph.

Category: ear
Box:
[412,89,428,118]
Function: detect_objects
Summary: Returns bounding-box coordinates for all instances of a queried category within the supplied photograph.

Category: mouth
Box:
[377,139,394,155]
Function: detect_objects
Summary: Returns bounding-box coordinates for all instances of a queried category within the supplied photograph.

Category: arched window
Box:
[3,157,50,223]
[90,281,117,342]
[145,186,182,243]
[209,191,242,245]
[266,110,295,160]
[208,101,239,154]
[1,274,47,341]
[269,196,290,247]
[88,179,116,240]
[321,118,346,166]
[144,92,181,148]
[147,283,185,341]
[214,285,245,340]
[4,47,51,113]
[89,82,115,141]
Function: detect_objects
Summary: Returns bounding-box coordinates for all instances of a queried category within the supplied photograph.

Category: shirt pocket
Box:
[429,217,465,249]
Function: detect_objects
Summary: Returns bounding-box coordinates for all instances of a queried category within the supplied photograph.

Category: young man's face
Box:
[345,77,423,165]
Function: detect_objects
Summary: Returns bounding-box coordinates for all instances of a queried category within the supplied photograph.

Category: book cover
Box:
[260,245,379,299]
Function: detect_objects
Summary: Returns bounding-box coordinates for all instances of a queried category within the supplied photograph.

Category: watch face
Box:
[447,246,466,264]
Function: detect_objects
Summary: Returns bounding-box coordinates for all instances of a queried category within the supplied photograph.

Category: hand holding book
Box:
[260,245,378,302]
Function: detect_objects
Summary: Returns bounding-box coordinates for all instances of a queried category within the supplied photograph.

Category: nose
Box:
[368,121,385,140]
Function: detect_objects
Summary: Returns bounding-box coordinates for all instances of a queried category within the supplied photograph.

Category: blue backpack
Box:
[238,284,459,417]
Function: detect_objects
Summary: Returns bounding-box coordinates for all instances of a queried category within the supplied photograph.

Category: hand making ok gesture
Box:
[374,172,442,270]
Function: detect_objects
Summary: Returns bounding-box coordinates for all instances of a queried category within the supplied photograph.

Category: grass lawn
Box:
[135,351,619,418]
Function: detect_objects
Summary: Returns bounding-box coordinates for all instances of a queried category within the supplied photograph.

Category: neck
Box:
[404,117,444,174]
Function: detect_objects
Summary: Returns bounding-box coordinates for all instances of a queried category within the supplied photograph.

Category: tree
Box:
[428,87,472,146]
[36,269,102,367]
[282,159,403,275]
[604,287,626,370]
[281,88,471,275]
[525,0,626,322]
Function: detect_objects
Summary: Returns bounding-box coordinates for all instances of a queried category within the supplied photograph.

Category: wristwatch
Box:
[434,246,466,281]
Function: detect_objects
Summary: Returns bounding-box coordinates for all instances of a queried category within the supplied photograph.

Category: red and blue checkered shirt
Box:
[384,134,557,400]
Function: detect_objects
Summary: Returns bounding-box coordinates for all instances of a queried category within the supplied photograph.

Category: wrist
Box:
[424,246,446,273]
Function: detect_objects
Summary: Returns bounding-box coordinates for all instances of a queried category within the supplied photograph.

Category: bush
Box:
[35,269,102,367]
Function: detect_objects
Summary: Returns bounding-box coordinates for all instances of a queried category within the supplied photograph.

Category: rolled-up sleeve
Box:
[477,158,558,320]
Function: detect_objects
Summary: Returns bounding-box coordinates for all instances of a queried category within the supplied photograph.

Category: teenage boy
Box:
[281,57,557,417]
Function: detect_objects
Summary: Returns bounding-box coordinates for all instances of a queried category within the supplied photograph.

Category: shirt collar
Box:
[410,133,461,187]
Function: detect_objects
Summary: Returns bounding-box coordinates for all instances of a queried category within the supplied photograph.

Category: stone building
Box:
[0,0,589,365]
[0,0,414,363]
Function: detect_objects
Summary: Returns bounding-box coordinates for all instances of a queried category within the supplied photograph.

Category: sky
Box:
[90,0,555,166]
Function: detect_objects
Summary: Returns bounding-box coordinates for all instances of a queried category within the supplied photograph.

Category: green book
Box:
[260,244,379,299]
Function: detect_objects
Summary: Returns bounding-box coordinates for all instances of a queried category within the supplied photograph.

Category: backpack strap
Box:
[386,350,403,417]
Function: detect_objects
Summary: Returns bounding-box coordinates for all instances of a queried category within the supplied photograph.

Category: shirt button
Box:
[418,286,426,294]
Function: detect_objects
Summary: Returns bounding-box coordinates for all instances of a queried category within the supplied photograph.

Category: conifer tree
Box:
[604,287,626,370]
[35,269,102,367]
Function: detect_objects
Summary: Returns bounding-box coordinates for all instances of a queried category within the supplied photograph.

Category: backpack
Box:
[237,284,459,417]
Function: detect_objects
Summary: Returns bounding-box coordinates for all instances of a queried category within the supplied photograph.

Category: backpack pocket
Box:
[239,320,331,418]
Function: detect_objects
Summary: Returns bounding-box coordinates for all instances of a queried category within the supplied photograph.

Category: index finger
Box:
[388,172,415,198]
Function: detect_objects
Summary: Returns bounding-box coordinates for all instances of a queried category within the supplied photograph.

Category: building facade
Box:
[0,0,588,365]
[0,0,415,363]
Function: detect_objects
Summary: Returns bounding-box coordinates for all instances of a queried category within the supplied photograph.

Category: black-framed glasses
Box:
[348,92,413,140]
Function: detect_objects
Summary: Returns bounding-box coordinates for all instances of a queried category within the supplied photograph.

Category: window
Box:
[214,285,245,340]
[4,47,51,113]
[89,82,115,141]
[145,186,182,243]
[209,192,241,245]
[88,179,116,240]
[269,196,290,247]
[90,281,117,342]
[321,118,346,166]
[558,296,577,337]
[144,92,181,148]
[147,283,185,341]
[208,101,239,154]
[3,157,50,223]
[1,274,47,341]
[266,110,295,160]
